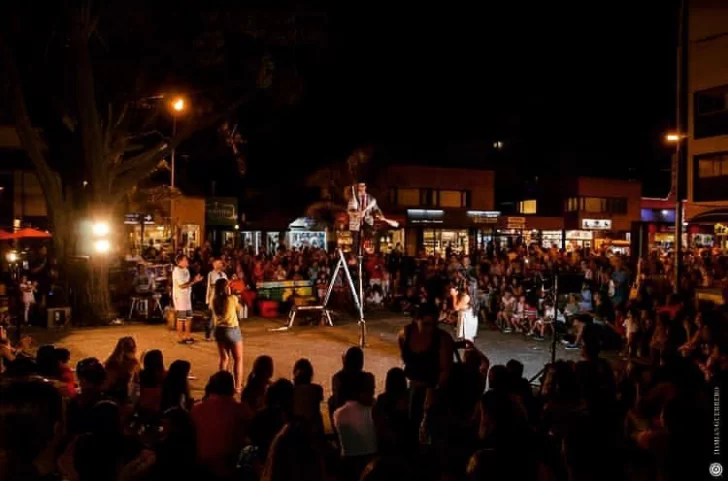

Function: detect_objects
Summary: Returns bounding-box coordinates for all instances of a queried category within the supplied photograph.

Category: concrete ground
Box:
[26,313,582,398]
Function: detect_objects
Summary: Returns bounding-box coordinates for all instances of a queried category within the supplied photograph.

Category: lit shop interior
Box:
[422,228,469,255]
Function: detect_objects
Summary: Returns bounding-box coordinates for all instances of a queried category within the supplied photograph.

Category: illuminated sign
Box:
[581,219,612,230]
[467,210,499,224]
[506,217,526,229]
[407,209,444,224]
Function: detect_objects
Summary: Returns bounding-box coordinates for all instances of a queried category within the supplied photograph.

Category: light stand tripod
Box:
[529,271,559,384]
[279,248,367,348]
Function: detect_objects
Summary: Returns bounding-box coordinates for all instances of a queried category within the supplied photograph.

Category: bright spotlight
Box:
[5,251,17,263]
[92,222,110,236]
[94,239,111,254]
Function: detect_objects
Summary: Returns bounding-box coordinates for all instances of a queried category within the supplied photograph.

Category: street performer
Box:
[347,181,398,256]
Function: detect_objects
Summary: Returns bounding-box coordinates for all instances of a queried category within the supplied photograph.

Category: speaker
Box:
[47,307,71,328]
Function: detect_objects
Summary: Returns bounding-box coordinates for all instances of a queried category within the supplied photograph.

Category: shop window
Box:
[606,198,627,214]
[697,154,728,178]
[694,85,728,139]
[439,190,464,208]
[518,200,537,214]
[583,197,606,212]
[694,152,728,202]
[566,197,579,212]
[397,188,420,206]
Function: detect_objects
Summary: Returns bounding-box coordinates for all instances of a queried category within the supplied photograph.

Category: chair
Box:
[128,297,149,320]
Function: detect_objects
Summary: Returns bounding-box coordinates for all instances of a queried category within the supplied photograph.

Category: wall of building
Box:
[687,0,728,217]
[375,165,495,211]
[575,177,642,232]
[172,196,205,234]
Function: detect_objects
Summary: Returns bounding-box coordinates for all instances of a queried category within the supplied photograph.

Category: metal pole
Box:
[551,272,558,364]
[673,0,688,294]
[171,116,176,189]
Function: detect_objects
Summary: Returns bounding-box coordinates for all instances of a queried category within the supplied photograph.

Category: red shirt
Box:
[191,395,251,478]
[59,365,77,397]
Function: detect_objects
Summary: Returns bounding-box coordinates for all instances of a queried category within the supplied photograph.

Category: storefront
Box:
[541,230,563,249]
[565,230,593,251]
[172,196,205,254]
[124,213,171,252]
[240,231,262,254]
[205,197,239,250]
[286,217,327,249]
[468,210,499,249]
[421,228,469,255]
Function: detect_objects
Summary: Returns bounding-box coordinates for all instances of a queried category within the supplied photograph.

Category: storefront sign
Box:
[407,209,444,224]
[566,230,593,240]
[716,223,728,235]
[205,197,238,226]
[506,217,526,229]
[581,219,612,230]
[467,210,499,224]
[124,213,154,225]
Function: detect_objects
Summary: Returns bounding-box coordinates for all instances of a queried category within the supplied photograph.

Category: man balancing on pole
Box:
[347,181,398,257]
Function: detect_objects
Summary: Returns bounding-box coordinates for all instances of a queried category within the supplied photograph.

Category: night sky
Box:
[248,2,679,198]
[3,2,680,199]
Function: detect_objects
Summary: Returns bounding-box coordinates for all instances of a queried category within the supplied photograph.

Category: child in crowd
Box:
[20,275,37,324]
[623,309,641,358]
[496,290,515,332]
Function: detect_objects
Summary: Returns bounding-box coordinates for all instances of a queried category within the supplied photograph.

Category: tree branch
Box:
[0,34,65,211]
[68,14,106,199]
[110,95,249,201]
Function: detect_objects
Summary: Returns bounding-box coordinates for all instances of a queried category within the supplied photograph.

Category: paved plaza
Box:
[29,314,582,397]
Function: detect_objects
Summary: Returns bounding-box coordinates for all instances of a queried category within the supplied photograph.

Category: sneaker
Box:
[205,337,214,342]
[534,335,545,341]
[502,328,512,333]
[565,343,581,350]
[526,332,534,337]
[561,339,570,345]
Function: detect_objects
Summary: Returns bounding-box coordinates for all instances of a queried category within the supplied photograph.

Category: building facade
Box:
[507,176,642,254]
[685,0,728,249]
[374,165,496,255]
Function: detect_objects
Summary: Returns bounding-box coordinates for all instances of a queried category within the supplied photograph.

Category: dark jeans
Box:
[204,311,214,339]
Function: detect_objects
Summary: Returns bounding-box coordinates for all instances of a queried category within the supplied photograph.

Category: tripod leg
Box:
[339,251,366,347]
[323,256,343,308]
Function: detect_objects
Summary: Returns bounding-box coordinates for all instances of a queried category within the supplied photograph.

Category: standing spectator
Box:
[172,254,203,344]
[205,257,228,342]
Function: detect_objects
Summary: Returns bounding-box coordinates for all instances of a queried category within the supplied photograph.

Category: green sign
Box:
[205,197,238,226]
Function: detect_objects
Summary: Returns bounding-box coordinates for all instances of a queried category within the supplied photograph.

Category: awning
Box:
[688,208,728,225]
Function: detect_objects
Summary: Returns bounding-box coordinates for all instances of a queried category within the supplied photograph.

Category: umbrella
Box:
[0,230,14,240]
[13,227,52,239]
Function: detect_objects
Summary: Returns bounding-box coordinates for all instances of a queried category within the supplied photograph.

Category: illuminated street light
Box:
[5,251,17,263]
[92,222,110,237]
[665,132,684,143]
[171,97,186,113]
[94,239,111,254]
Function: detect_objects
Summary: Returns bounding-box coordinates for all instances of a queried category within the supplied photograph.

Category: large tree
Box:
[1,1,327,322]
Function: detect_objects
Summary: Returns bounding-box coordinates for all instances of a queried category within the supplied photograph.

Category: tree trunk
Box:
[87,257,113,323]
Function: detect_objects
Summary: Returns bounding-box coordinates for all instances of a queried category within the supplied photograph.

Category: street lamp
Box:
[168,96,188,189]
[665,132,685,143]
[5,251,17,263]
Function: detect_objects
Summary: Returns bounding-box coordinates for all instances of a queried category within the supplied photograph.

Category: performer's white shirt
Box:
[205,269,228,306]
[348,192,379,232]
[172,266,192,311]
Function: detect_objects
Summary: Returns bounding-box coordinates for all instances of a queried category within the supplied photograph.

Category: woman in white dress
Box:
[451,285,477,341]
